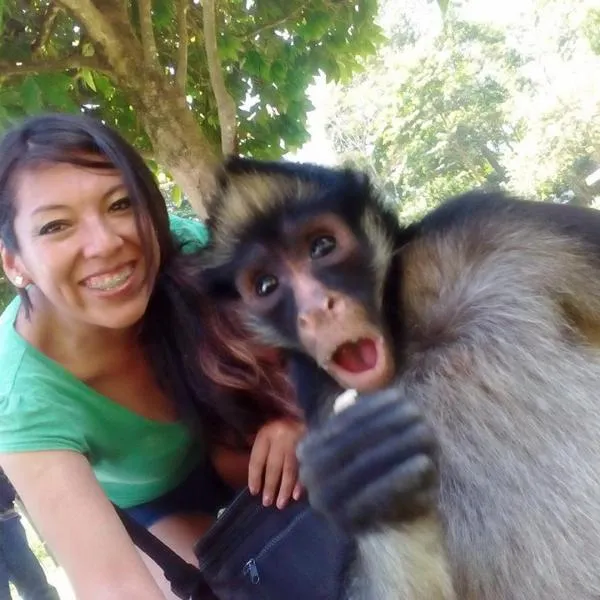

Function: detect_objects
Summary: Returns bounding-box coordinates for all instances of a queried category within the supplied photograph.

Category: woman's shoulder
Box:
[0,297,71,395]
[168,213,210,254]
[0,298,88,450]
[0,297,30,396]
[0,376,88,455]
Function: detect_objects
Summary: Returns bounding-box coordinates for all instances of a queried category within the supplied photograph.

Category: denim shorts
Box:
[125,458,235,528]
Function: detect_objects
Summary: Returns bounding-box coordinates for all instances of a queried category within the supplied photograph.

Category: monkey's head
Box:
[203,157,400,393]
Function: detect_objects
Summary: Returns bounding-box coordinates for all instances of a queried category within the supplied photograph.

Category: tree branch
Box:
[175,0,189,93]
[202,0,237,156]
[0,56,112,77]
[247,1,311,38]
[137,0,159,67]
[31,3,62,56]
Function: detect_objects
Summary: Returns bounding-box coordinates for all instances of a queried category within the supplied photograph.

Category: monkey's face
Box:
[233,213,396,392]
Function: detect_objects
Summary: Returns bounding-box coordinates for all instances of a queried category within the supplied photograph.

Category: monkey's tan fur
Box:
[208,172,321,266]
[392,211,600,599]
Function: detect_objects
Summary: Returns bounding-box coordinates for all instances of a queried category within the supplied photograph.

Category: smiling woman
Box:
[8,161,156,334]
[0,114,304,600]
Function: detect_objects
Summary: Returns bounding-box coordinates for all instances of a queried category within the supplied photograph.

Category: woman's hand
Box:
[248,418,306,509]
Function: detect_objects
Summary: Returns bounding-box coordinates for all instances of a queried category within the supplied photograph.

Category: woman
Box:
[0,114,305,599]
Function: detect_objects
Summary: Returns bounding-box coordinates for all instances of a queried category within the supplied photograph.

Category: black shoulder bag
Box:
[116,487,355,600]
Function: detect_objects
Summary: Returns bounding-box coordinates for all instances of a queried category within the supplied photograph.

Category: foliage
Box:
[0,0,383,160]
[326,0,600,216]
[584,7,600,54]
[501,0,600,203]
[327,14,525,219]
[0,274,14,312]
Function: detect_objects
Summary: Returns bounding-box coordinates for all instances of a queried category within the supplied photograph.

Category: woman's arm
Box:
[0,450,166,600]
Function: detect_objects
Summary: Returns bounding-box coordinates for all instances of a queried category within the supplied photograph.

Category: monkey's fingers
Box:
[301,422,437,518]
[298,400,431,475]
[320,389,423,441]
[330,455,438,533]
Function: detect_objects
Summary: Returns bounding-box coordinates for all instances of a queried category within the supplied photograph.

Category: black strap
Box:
[114,505,218,600]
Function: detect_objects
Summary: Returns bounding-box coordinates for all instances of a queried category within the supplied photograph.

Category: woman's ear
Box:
[0,243,30,288]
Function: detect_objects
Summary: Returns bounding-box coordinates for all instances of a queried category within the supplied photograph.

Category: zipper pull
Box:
[243,558,260,584]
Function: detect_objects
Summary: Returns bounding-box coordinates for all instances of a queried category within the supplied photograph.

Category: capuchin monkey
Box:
[201,156,600,600]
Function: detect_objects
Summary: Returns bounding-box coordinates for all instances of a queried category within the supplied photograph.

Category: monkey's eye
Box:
[310,235,337,259]
[255,274,279,297]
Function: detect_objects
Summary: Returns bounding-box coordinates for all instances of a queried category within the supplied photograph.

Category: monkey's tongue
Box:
[332,339,378,373]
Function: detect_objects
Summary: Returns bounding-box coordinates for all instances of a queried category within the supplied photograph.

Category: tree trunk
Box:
[57,0,221,217]
[130,71,221,218]
[479,145,507,183]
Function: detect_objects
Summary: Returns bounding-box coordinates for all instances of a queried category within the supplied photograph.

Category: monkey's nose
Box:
[298,296,337,329]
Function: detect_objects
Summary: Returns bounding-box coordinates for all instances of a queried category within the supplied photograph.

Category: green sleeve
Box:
[0,392,87,454]
[168,213,210,254]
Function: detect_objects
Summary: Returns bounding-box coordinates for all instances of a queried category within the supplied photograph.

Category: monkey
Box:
[200,156,600,600]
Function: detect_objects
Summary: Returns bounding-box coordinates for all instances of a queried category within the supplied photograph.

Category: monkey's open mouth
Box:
[332,338,379,373]
[320,333,395,392]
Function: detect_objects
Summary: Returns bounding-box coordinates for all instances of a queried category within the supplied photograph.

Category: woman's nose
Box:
[81,219,124,258]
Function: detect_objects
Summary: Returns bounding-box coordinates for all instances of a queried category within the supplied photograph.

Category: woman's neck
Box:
[16,288,141,381]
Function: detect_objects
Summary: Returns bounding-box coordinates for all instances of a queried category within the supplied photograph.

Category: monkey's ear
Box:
[350,169,371,187]
[342,165,371,189]
[343,168,376,205]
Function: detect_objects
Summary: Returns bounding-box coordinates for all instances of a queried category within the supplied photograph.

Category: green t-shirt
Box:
[0,214,210,508]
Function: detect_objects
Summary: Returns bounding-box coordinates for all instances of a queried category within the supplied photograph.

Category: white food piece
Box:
[333,388,358,414]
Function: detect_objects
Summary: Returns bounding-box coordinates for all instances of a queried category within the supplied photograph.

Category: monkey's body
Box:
[205,159,600,600]
[395,197,600,599]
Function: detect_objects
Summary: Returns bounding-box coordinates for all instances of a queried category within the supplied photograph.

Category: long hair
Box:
[142,250,300,446]
[0,113,298,445]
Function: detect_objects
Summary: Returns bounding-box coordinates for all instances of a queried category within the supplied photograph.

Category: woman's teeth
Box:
[85,265,134,291]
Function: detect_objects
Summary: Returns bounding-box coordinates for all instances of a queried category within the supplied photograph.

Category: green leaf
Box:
[243,50,266,77]
[269,60,287,83]
[81,68,97,92]
[92,74,116,99]
[300,11,331,42]
[0,0,5,36]
[153,0,174,29]
[81,42,95,57]
[0,88,22,107]
[437,0,450,16]
[20,77,42,114]
[172,184,183,207]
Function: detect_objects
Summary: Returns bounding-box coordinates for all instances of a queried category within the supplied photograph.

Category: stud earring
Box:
[14,275,24,287]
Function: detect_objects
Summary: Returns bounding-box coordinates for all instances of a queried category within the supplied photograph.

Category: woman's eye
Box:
[109,197,131,212]
[310,235,337,259]
[38,221,69,236]
[254,274,279,297]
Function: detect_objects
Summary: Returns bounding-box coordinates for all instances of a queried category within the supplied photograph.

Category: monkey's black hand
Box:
[297,388,439,534]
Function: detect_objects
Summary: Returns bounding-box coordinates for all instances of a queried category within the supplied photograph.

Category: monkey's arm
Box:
[297,387,455,600]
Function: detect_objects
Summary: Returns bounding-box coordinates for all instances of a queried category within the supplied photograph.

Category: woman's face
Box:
[3,161,159,331]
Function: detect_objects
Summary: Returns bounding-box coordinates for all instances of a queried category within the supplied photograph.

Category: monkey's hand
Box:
[297,388,439,533]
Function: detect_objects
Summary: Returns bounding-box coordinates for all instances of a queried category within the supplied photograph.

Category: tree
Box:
[326,13,526,220]
[0,0,382,215]
[326,0,600,215]
[500,0,600,205]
